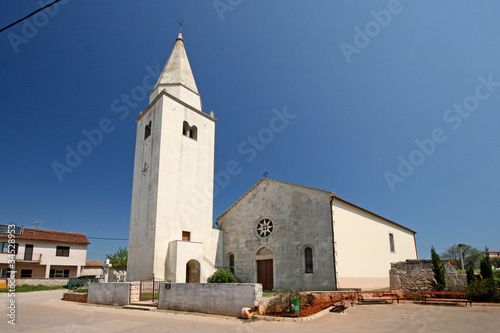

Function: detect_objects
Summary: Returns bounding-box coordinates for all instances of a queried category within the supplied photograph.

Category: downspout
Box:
[330,195,338,291]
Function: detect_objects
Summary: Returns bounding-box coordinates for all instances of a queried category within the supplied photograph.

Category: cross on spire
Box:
[263,170,269,178]
[177,20,185,33]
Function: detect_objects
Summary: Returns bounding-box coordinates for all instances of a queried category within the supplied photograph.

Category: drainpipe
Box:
[330,195,338,291]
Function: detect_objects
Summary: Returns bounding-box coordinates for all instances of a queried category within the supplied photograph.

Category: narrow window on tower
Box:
[229,254,235,274]
[182,231,191,241]
[144,121,152,140]
[304,247,313,273]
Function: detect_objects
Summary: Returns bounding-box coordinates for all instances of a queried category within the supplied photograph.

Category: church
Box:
[127,32,418,290]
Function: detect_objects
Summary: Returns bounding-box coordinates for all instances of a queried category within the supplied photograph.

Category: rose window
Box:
[257,219,273,238]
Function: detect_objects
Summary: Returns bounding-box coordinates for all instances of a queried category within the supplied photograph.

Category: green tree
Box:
[441,244,483,269]
[430,246,446,290]
[105,246,127,271]
[207,268,237,283]
[466,265,476,285]
[480,248,493,280]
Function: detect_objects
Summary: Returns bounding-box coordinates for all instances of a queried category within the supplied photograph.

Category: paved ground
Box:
[1,290,500,332]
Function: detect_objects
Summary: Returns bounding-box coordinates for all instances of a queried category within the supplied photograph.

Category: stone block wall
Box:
[390,259,467,295]
[63,292,88,303]
[16,278,69,286]
[129,281,140,303]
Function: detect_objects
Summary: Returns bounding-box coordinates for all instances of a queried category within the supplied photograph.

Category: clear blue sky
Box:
[1,1,498,262]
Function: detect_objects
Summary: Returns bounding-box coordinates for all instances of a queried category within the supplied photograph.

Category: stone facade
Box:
[218,180,336,291]
[390,259,467,295]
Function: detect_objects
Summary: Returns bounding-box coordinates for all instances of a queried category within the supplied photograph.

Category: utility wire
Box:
[0,0,61,33]
[87,236,128,240]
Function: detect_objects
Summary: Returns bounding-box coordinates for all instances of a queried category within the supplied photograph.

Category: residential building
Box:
[0,225,89,278]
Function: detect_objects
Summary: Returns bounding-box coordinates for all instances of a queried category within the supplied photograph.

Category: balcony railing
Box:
[16,253,42,263]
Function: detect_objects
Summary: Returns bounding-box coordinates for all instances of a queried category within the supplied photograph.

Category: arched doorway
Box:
[186,259,200,283]
[256,247,274,291]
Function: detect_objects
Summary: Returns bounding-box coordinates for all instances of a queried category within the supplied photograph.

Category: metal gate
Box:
[139,275,164,302]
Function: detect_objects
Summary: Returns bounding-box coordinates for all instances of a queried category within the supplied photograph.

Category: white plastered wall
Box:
[332,199,417,289]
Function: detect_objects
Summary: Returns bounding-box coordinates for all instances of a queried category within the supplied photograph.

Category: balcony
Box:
[16,253,42,263]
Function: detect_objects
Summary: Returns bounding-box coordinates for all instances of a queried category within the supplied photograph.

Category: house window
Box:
[182,231,191,241]
[304,247,313,273]
[0,268,12,277]
[20,269,32,278]
[0,242,18,254]
[50,269,69,278]
[144,121,152,140]
[389,233,395,253]
[56,246,70,257]
[182,121,197,141]
[229,254,235,274]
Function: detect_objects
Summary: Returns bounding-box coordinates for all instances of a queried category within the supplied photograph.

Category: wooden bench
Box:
[421,291,472,307]
[329,293,347,313]
[359,291,399,304]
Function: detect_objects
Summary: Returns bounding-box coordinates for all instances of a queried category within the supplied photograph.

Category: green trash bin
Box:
[290,299,300,314]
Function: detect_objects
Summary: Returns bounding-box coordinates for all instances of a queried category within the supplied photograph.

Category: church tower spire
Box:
[149,32,202,110]
[127,32,218,283]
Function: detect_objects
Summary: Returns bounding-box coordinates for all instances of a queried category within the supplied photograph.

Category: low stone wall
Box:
[63,292,88,303]
[88,282,130,306]
[129,281,140,303]
[390,259,467,295]
[158,283,262,317]
[16,278,69,287]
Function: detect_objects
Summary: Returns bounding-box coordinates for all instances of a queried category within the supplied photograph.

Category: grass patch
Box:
[0,285,66,293]
[262,292,277,297]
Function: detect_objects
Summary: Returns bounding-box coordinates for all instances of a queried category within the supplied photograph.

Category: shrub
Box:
[466,278,499,302]
[207,268,237,283]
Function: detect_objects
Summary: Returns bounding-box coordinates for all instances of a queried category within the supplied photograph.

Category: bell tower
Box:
[127,33,220,282]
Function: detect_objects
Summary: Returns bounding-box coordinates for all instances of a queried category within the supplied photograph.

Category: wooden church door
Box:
[257,259,273,291]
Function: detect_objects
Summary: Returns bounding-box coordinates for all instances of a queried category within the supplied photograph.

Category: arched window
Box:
[305,247,313,273]
[144,121,152,140]
[229,254,235,274]
[182,121,190,137]
[189,125,197,140]
[182,121,197,141]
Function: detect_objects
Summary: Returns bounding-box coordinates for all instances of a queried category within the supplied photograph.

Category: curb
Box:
[253,305,338,322]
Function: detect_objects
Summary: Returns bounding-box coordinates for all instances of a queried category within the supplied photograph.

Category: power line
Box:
[87,236,128,241]
[0,0,62,33]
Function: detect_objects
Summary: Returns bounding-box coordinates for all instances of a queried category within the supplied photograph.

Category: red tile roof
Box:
[85,260,102,267]
[0,227,90,244]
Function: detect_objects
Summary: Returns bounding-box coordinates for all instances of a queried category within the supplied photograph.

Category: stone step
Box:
[129,302,158,307]
[123,305,153,311]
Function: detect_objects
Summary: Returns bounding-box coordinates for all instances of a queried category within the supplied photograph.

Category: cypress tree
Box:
[431,246,446,290]
[480,249,493,280]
